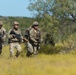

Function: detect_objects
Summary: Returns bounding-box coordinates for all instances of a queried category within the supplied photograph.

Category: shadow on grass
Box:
[39,45,76,54]
[39,44,61,54]
[39,44,72,55]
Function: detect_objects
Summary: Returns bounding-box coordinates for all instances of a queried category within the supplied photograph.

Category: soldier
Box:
[45,33,55,46]
[8,21,23,58]
[0,21,6,54]
[25,21,42,57]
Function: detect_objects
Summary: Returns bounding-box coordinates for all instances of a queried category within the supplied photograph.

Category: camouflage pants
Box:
[9,42,22,57]
[27,42,38,55]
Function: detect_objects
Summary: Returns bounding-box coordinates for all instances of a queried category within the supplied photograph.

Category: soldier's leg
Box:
[9,43,15,57]
[33,46,38,55]
[0,43,2,54]
[26,42,33,57]
[15,43,22,57]
[37,44,40,50]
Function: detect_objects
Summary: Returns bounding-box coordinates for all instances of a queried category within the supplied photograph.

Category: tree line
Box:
[28,0,76,45]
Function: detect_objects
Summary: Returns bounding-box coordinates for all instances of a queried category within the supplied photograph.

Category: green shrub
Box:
[39,44,62,54]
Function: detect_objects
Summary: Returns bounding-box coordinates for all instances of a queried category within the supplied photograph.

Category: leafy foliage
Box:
[28,0,76,44]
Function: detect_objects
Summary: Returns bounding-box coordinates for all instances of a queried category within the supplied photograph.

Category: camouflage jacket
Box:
[8,28,23,43]
[29,28,41,43]
[0,27,6,39]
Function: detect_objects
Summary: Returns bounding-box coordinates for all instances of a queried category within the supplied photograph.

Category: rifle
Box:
[0,33,3,43]
[0,34,3,39]
[10,30,22,43]
[24,29,29,40]
[34,39,41,50]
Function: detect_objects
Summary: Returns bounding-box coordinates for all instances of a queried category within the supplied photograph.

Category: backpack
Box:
[24,28,31,40]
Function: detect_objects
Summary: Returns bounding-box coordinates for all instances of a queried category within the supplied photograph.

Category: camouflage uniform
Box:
[26,21,41,57]
[0,21,6,54]
[45,34,55,46]
[8,21,22,57]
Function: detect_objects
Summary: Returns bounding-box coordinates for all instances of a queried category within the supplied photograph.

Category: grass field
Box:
[0,44,76,75]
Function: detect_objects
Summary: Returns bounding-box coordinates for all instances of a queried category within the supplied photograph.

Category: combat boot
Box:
[26,51,32,57]
[15,51,20,57]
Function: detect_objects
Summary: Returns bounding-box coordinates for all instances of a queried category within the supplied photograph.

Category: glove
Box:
[34,42,38,45]
[12,34,16,38]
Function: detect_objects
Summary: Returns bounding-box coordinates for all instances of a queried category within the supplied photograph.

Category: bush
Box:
[39,44,62,54]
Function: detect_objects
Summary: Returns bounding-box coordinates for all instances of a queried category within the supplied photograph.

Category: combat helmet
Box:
[0,21,3,25]
[32,21,39,26]
[13,21,19,25]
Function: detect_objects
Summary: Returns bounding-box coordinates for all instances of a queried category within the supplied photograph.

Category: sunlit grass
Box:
[0,44,76,75]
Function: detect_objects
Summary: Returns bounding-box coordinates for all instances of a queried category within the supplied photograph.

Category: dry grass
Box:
[0,44,76,75]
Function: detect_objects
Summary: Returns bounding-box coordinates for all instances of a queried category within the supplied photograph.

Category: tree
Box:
[28,0,76,43]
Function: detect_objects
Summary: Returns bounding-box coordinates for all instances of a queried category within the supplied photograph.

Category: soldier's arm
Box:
[3,28,7,39]
[23,38,28,42]
[29,29,37,43]
[8,29,13,38]
[23,30,29,42]
[19,29,28,42]
[19,30,23,39]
